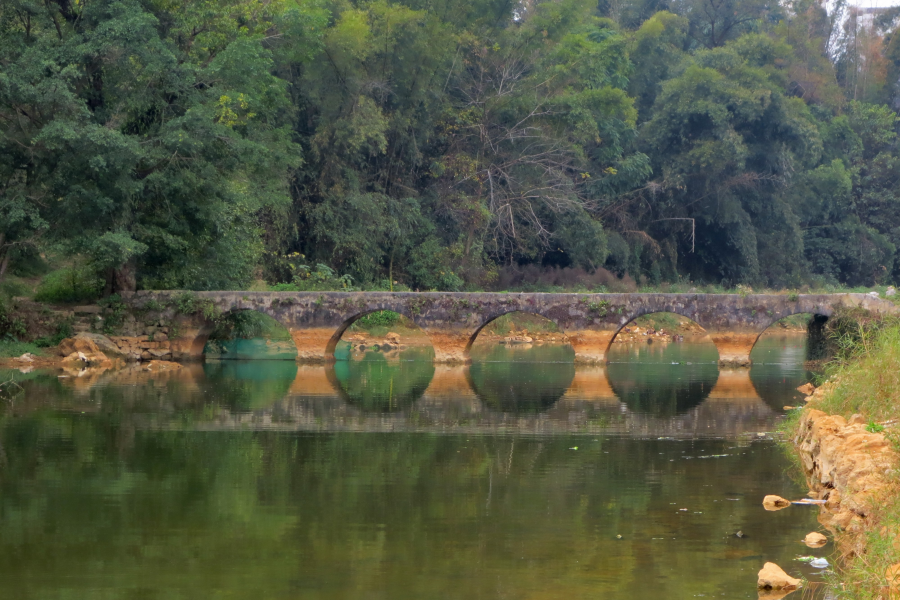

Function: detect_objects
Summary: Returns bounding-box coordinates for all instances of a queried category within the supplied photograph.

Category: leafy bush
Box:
[34,267,103,303]
[353,311,402,329]
[0,299,26,340]
[293,263,355,291]
[34,318,74,347]
[208,310,291,341]
[269,282,300,292]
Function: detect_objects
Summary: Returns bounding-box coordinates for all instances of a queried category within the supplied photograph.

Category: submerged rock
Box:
[762,495,791,511]
[757,562,801,590]
[803,532,828,547]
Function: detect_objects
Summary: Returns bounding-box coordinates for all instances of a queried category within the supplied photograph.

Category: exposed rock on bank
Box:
[60,333,173,362]
[757,562,802,591]
[793,408,898,558]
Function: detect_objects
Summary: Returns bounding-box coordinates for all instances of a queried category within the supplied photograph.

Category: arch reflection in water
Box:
[467,311,575,413]
[750,333,818,411]
[468,348,576,413]
[201,360,298,412]
[607,338,719,416]
[328,346,435,412]
[203,310,297,360]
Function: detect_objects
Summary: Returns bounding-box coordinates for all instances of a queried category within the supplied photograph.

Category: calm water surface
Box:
[0,335,828,598]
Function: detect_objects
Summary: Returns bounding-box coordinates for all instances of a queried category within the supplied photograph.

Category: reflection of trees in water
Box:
[0,421,814,600]
[202,360,297,412]
[328,350,435,412]
[607,362,718,416]
[468,359,575,413]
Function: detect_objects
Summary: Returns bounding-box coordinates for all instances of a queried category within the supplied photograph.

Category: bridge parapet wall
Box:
[124,291,896,366]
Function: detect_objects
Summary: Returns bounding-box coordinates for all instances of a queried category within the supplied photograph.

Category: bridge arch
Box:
[325,308,435,360]
[191,308,299,361]
[605,310,715,357]
[748,310,830,363]
[465,310,569,356]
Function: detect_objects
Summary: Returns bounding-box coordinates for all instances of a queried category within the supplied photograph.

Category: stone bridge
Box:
[126,291,895,366]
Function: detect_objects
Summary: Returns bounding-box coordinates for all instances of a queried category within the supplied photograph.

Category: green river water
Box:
[0,335,830,599]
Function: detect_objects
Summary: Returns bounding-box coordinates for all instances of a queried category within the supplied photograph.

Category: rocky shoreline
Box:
[786,392,900,596]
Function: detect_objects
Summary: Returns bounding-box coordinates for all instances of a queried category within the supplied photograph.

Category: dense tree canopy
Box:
[2,0,900,293]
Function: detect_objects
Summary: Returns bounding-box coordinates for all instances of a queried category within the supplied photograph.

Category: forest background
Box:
[3,0,900,299]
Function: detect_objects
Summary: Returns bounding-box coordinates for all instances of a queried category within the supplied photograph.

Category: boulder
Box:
[59,333,127,360]
[796,383,815,395]
[803,532,827,547]
[58,336,100,357]
[757,562,801,590]
[886,286,896,297]
[385,332,401,344]
[76,333,129,359]
[763,495,792,511]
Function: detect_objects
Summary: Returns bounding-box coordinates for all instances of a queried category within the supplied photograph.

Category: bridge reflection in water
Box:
[26,337,812,439]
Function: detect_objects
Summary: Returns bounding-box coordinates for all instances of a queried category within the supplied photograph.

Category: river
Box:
[0,335,830,598]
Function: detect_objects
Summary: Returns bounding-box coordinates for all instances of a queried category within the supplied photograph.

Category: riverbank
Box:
[783,320,900,598]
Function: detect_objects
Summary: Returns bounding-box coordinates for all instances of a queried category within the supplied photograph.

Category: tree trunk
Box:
[105,260,137,296]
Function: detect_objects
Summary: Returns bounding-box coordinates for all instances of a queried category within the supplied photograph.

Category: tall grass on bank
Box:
[785,318,900,599]
[813,318,900,423]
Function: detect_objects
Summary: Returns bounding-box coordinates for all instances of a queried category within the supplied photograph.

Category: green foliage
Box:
[34,318,74,348]
[2,0,900,291]
[209,310,292,341]
[865,422,885,433]
[33,268,103,304]
[98,294,127,334]
[293,264,355,292]
[0,339,41,358]
[0,299,27,341]
[352,311,402,330]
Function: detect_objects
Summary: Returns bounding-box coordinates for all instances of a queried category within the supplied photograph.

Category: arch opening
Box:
[325,310,436,412]
[202,310,298,361]
[749,313,821,412]
[468,311,574,362]
[608,312,718,363]
[467,311,574,413]
[330,310,435,362]
[606,312,718,416]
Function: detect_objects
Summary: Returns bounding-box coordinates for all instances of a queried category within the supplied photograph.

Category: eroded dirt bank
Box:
[791,403,899,580]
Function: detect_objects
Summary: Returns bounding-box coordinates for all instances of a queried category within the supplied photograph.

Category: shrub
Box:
[34,267,103,303]
[0,299,26,340]
[34,318,74,347]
